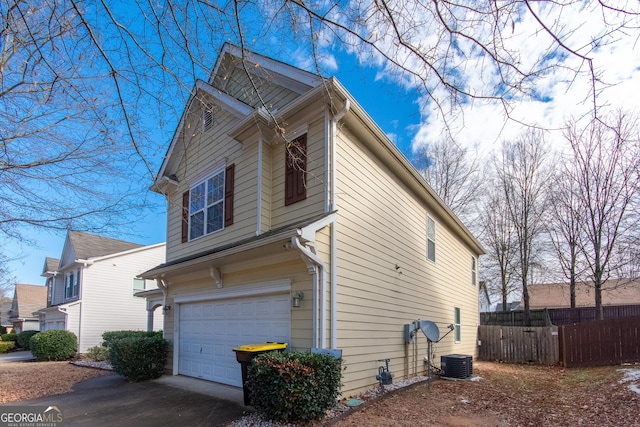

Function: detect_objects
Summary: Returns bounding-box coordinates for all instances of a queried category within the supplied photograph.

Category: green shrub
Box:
[0,341,15,353]
[109,336,168,381]
[17,330,39,349]
[1,332,17,342]
[247,351,342,422]
[102,330,162,348]
[86,345,110,362]
[29,330,78,361]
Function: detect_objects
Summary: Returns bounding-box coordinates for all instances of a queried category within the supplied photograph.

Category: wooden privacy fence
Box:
[558,316,640,368]
[477,325,559,364]
[549,305,640,326]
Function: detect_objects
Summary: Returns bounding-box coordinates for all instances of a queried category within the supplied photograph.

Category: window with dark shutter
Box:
[285,134,307,206]
[181,164,235,243]
[224,164,235,227]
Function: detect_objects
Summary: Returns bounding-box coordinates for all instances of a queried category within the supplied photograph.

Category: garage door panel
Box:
[178,292,291,386]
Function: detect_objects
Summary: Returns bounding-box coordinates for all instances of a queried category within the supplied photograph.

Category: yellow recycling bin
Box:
[233,342,287,405]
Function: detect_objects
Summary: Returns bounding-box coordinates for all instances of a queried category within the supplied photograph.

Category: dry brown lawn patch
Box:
[327,361,640,427]
[0,361,113,403]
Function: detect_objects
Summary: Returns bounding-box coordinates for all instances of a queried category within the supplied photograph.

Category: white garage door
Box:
[178,293,291,386]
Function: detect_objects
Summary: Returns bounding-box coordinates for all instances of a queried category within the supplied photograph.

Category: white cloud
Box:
[333,1,639,155]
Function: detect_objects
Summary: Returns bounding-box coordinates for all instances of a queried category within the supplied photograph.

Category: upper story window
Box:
[65,270,79,299]
[471,256,477,286]
[427,215,436,262]
[202,102,214,131]
[47,278,53,304]
[285,134,307,206]
[181,164,235,243]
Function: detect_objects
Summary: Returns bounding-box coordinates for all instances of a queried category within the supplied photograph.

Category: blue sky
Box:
[5,2,640,289]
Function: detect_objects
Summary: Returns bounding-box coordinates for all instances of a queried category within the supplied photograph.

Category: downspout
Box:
[256,136,263,236]
[329,98,350,349]
[291,234,326,349]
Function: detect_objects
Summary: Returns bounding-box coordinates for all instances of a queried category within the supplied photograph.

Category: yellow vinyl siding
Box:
[218,67,301,111]
[161,255,315,370]
[270,117,326,228]
[335,129,479,395]
[166,109,259,262]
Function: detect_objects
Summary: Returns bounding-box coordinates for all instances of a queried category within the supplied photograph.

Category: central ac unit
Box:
[441,354,473,379]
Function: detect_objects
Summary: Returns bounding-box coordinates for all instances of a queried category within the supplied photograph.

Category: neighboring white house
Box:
[36,230,166,352]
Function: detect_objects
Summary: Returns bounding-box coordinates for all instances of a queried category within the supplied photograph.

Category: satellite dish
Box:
[419,320,440,342]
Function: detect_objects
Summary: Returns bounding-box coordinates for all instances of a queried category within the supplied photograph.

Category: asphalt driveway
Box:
[1,352,248,427]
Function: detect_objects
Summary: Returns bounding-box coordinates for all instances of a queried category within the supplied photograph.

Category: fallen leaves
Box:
[0,361,112,403]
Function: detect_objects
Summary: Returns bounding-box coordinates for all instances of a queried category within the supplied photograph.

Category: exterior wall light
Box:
[292,291,304,308]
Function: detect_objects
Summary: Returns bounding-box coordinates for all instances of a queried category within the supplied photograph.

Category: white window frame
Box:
[427,215,436,262]
[189,167,225,240]
[454,307,461,343]
[65,270,79,300]
[472,256,477,287]
[133,278,146,295]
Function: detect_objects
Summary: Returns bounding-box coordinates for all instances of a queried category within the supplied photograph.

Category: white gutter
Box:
[328,98,350,349]
[256,136,263,236]
[291,233,326,349]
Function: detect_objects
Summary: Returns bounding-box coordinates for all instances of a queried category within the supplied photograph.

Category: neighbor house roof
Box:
[67,230,143,260]
[41,257,60,276]
[527,279,640,309]
[10,284,47,320]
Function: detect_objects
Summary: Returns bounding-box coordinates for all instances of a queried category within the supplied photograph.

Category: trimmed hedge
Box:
[30,330,78,361]
[0,341,15,353]
[17,330,39,349]
[102,330,162,348]
[1,332,17,342]
[247,351,342,422]
[86,345,110,362]
[109,336,168,381]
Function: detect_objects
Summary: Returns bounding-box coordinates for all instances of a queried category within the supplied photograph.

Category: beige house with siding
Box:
[36,230,165,352]
[141,43,485,395]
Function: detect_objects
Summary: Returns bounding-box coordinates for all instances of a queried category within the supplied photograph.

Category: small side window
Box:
[427,216,436,262]
[472,256,477,287]
[133,278,146,295]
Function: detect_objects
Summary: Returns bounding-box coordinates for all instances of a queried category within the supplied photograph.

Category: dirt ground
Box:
[327,361,640,427]
[0,361,113,403]
[2,360,639,426]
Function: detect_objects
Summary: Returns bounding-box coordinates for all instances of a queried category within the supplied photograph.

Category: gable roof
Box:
[10,284,47,319]
[527,279,640,309]
[152,44,485,257]
[67,230,143,261]
[154,43,323,188]
[42,257,60,276]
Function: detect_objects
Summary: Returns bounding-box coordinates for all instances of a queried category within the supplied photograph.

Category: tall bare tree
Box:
[495,130,550,325]
[1,0,638,279]
[413,137,481,224]
[547,163,586,308]
[478,183,519,312]
[564,111,640,319]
